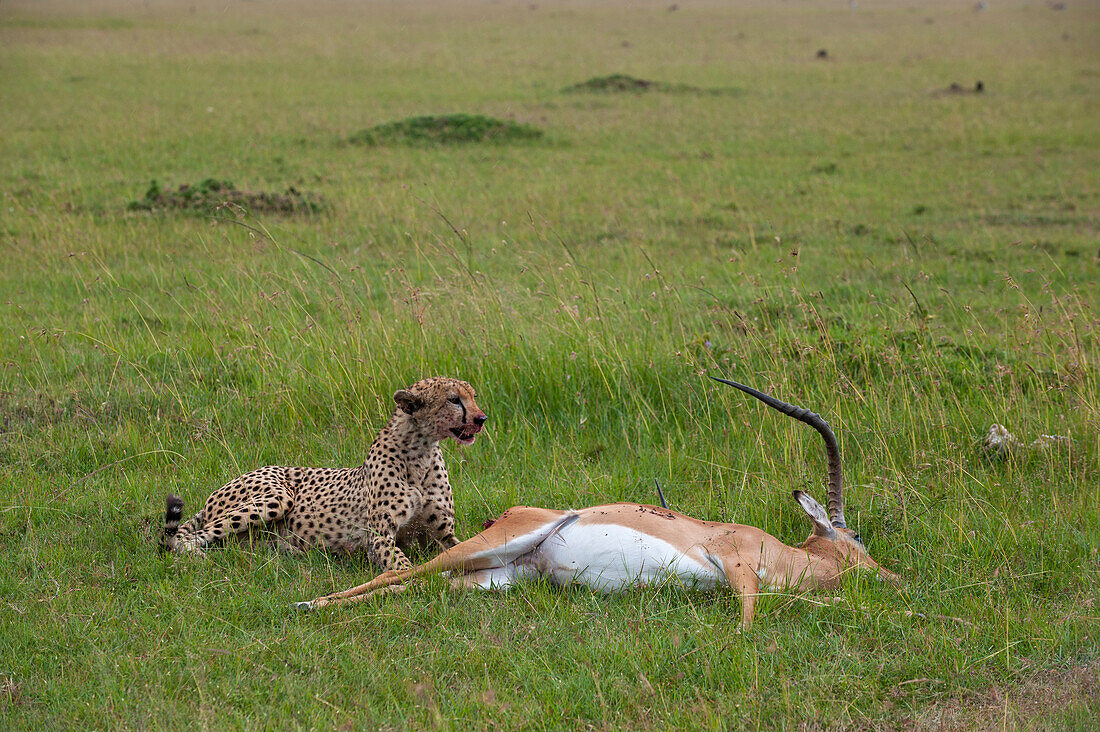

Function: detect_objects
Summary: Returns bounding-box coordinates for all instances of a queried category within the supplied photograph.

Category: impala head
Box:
[393,377,487,445]
[712,376,899,585]
[793,489,897,583]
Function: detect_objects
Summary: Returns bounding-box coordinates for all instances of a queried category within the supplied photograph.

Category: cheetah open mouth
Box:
[450,425,481,444]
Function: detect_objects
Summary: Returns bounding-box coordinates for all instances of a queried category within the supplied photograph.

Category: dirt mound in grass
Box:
[562,73,737,95]
[349,114,543,146]
[128,179,326,216]
[565,74,661,92]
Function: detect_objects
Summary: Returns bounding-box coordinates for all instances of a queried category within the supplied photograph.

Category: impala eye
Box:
[853,533,863,545]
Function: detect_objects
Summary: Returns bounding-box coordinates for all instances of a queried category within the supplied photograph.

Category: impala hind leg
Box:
[296,506,569,609]
[299,569,405,609]
[295,562,533,610]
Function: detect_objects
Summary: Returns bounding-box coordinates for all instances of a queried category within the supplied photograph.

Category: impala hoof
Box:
[292,601,315,611]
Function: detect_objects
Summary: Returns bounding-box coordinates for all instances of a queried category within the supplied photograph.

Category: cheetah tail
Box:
[162,494,184,550]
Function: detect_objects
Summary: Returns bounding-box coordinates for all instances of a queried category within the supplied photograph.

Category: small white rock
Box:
[982,423,1022,455]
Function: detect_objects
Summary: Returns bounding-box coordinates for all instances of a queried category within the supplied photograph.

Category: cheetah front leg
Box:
[423,502,459,551]
[367,525,414,572]
[364,494,416,571]
[420,452,460,550]
[362,458,429,570]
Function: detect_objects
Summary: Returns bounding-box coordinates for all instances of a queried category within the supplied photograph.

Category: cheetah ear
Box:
[393,389,424,415]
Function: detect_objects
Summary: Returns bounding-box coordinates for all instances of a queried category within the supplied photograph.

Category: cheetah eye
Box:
[448,395,462,405]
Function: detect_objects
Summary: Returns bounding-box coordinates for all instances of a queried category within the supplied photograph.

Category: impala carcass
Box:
[298,377,898,629]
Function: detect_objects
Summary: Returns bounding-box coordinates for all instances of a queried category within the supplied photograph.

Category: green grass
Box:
[1,0,1097,728]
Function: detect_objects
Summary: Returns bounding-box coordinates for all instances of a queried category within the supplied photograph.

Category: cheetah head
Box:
[393,377,487,445]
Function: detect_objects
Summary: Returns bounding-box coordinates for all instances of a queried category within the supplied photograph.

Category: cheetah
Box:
[161,377,487,571]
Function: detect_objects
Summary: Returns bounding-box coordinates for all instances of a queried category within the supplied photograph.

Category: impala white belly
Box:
[528,522,723,592]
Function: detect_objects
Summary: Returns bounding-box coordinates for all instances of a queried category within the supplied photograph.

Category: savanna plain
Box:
[1,0,1097,729]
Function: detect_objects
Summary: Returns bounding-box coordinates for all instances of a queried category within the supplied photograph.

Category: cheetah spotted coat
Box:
[161,377,487,571]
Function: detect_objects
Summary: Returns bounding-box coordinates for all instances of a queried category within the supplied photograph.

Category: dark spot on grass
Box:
[562,73,739,95]
[811,162,838,175]
[851,223,871,236]
[349,114,543,146]
[935,81,985,96]
[912,204,929,215]
[127,178,326,216]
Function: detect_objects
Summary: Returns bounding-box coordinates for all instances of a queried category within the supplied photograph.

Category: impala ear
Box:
[393,389,424,415]
[793,491,836,539]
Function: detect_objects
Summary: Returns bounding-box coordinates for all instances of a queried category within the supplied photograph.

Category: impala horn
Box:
[711,376,847,529]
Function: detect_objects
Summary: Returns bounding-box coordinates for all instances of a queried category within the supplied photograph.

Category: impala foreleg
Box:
[719,555,761,630]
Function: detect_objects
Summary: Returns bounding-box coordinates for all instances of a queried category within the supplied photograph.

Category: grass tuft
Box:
[562,73,738,95]
[349,114,543,146]
[127,178,326,216]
